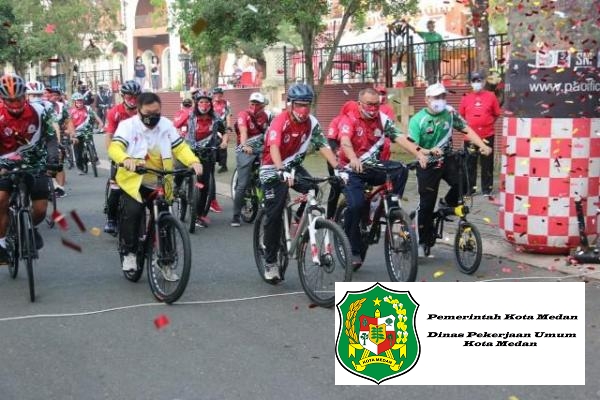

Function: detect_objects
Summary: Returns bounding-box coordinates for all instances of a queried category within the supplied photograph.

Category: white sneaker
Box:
[160,264,180,282]
[418,246,434,258]
[264,263,281,281]
[122,253,137,271]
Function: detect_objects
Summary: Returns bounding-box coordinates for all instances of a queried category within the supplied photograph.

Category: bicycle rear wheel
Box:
[334,198,369,266]
[6,210,18,279]
[187,177,199,233]
[21,214,35,302]
[241,184,259,223]
[385,209,418,282]
[81,147,89,174]
[454,221,482,274]
[253,208,288,284]
[230,168,238,200]
[88,142,98,177]
[147,214,191,303]
[298,218,352,308]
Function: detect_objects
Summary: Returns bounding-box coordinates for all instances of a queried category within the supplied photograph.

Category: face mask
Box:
[361,104,380,119]
[197,103,211,114]
[249,104,262,114]
[291,107,310,122]
[471,82,483,92]
[140,112,161,128]
[429,99,446,114]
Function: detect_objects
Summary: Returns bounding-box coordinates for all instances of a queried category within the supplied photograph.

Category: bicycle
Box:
[334,162,418,282]
[1,154,60,302]
[117,165,195,303]
[76,131,99,177]
[60,135,75,170]
[419,149,483,274]
[175,137,219,234]
[253,172,353,308]
[230,152,262,223]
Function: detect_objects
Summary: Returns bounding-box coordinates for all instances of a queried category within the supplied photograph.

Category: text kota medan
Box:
[426,313,578,320]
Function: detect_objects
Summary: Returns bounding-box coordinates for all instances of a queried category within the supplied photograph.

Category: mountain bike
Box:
[230,154,262,223]
[118,165,195,304]
[2,154,61,302]
[174,137,218,233]
[60,136,74,170]
[77,131,99,177]
[253,172,352,308]
[419,149,483,274]
[334,162,418,282]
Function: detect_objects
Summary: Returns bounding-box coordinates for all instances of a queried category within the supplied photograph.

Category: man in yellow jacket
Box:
[108,92,202,272]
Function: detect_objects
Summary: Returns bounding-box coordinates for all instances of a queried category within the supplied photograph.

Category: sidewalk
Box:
[213,150,598,280]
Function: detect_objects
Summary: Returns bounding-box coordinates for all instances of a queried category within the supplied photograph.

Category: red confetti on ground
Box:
[70,210,86,232]
[154,314,170,329]
[308,304,318,309]
[52,210,68,231]
[61,237,82,252]
[501,267,512,274]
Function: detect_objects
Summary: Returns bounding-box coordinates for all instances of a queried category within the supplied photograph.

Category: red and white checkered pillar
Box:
[499,118,600,254]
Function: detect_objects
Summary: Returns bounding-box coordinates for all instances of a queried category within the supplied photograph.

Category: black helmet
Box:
[120,80,142,96]
[212,87,224,94]
[182,98,193,107]
[48,85,62,94]
[287,83,314,102]
[193,89,212,102]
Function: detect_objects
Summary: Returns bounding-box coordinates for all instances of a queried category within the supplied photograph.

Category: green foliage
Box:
[0,0,118,75]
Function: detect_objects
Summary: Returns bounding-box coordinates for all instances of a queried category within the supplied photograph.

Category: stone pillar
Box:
[262,42,288,111]
[498,0,600,254]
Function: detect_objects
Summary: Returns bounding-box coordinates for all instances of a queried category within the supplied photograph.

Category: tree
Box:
[171,0,281,88]
[360,332,368,345]
[0,0,118,86]
[468,0,493,76]
[275,0,418,105]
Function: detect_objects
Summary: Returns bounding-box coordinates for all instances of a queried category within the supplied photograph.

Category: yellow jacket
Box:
[108,116,199,203]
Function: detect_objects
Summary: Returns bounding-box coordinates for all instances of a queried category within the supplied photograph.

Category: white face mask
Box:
[471,82,483,92]
[429,99,446,114]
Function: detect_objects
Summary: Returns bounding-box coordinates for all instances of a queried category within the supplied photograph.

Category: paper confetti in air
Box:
[52,210,68,230]
[89,227,101,236]
[70,210,86,232]
[154,314,170,329]
[61,237,82,252]
[246,4,258,12]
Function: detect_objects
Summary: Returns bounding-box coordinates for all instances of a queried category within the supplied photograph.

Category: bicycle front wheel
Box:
[252,208,288,284]
[187,177,199,233]
[298,218,352,308]
[21,215,35,302]
[454,221,482,274]
[385,209,418,282]
[230,168,238,200]
[6,211,18,279]
[147,214,192,303]
[88,142,98,177]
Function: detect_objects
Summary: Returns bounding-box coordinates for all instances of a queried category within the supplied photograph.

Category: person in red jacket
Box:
[173,98,193,137]
[459,72,501,196]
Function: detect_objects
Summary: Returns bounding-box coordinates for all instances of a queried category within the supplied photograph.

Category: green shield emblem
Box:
[336,283,421,384]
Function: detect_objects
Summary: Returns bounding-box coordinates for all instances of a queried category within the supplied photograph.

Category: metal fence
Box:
[284,32,507,87]
[39,66,123,93]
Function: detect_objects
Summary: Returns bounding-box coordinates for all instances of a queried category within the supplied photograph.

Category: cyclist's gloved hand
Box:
[278,168,295,186]
[333,167,349,184]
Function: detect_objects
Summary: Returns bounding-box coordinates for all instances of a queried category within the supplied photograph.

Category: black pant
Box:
[233,151,258,218]
[425,59,440,84]
[464,136,494,194]
[326,139,341,219]
[217,148,227,169]
[416,157,460,247]
[262,166,313,264]
[119,186,153,254]
[197,156,215,217]
[106,162,121,222]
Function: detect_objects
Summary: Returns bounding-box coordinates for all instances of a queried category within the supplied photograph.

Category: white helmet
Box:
[249,92,265,104]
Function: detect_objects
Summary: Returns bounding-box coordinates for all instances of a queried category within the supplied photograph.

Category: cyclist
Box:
[338,87,425,269]
[69,93,103,174]
[211,87,233,174]
[26,81,52,111]
[405,83,492,257]
[0,74,60,263]
[174,89,225,228]
[173,98,194,137]
[108,92,202,272]
[95,82,113,125]
[47,86,74,198]
[230,91,272,227]
[374,85,394,161]
[260,83,338,282]
[103,80,142,234]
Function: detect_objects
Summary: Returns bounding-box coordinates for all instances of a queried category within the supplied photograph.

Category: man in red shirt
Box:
[458,72,501,196]
[230,92,271,226]
[339,87,424,269]
[173,98,193,137]
[103,80,142,234]
[259,84,338,282]
[211,87,233,174]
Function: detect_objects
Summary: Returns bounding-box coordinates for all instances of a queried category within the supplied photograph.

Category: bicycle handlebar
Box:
[117,164,195,177]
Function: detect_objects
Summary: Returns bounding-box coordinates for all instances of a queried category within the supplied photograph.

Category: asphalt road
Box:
[0,136,598,399]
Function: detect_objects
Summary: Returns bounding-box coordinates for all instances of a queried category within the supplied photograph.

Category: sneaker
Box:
[196,216,210,228]
[230,216,241,227]
[351,254,363,271]
[418,245,435,258]
[217,166,228,173]
[78,169,87,176]
[160,265,180,282]
[264,263,281,281]
[104,219,117,234]
[210,199,223,213]
[54,186,66,198]
[34,228,43,250]
[122,253,137,272]
[0,245,9,264]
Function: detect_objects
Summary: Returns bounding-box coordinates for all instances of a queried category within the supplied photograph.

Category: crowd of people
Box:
[0,69,499,280]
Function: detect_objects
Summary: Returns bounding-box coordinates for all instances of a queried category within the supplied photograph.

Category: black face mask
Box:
[140,112,161,128]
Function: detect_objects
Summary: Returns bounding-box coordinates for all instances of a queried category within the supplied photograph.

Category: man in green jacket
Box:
[415,20,444,85]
